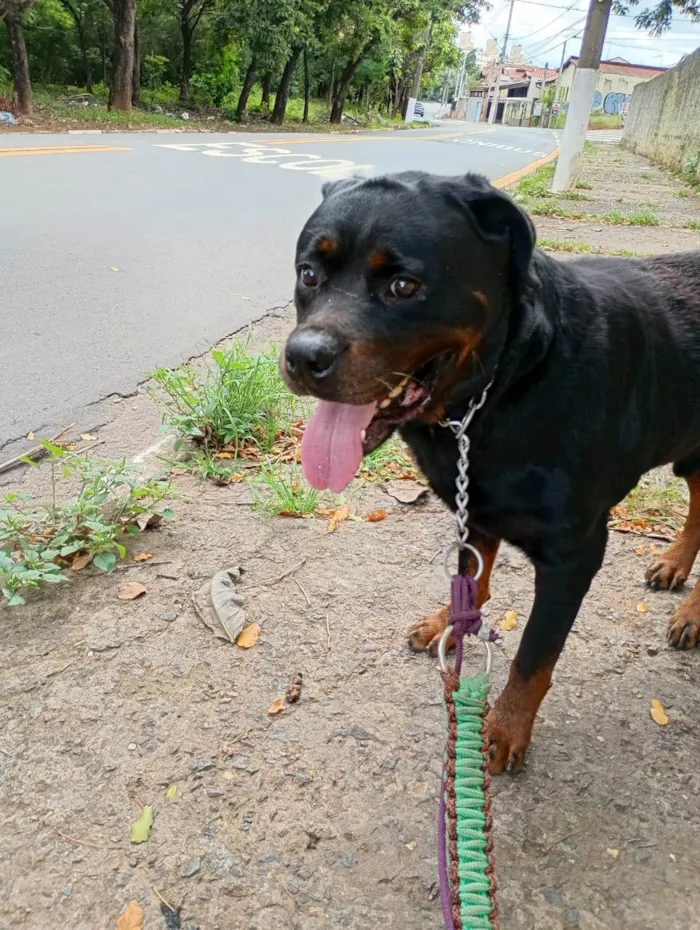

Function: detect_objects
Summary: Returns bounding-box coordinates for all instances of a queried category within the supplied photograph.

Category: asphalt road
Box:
[0,122,557,448]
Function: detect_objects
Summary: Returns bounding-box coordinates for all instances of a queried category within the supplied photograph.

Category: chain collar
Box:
[440,377,494,553]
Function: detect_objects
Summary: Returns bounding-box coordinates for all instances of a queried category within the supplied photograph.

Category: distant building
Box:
[556,56,668,115]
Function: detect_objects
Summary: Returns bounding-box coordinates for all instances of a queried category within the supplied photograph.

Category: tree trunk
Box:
[236,57,257,121]
[326,59,335,108]
[109,0,136,112]
[180,17,192,102]
[132,19,141,105]
[330,41,376,124]
[260,72,271,109]
[302,47,310,123]
[5,12,33,116]
[270,47,301,125]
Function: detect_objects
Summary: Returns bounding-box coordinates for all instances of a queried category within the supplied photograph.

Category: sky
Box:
[466,0,700,69]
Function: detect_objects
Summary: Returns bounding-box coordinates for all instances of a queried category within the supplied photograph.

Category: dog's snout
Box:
[285,329,346,383]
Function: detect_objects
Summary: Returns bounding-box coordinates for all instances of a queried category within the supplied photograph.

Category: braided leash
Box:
[437,383,500,930]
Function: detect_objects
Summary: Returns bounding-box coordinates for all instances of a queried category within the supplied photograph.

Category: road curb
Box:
[492,145,560,191]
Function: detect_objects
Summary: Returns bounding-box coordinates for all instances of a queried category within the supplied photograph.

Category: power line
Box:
[514,0,581,42]
[520,15,587,56]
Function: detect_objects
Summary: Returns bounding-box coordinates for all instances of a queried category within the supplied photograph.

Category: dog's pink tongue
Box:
[301,400,376,493]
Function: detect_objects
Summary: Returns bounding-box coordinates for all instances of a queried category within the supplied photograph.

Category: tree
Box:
[270,43,301,124]
[103,0,137,111]
[177,0,212,101]
[58,0,101,92]
[0,0,35,115]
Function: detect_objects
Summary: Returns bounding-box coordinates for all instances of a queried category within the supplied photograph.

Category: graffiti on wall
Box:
[602,92,633,115]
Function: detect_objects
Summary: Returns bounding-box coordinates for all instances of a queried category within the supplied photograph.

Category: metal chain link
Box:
[440,379,493,550]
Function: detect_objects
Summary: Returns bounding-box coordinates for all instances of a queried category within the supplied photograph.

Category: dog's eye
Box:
[390,277,420,299]
[299,265,318,288]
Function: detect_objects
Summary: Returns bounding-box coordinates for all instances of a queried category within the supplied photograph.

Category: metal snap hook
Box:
[443,541,484,582]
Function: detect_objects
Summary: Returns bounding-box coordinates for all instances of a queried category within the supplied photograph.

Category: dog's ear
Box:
[449,173,536,290]
[321,177,363,200]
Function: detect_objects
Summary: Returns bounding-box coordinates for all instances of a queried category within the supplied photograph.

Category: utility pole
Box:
[488,0,516,125]
[551,0,612,191]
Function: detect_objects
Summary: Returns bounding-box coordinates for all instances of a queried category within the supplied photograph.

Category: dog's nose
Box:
[285,329,345,382]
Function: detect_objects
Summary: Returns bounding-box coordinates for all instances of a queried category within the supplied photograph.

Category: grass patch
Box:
[0,445,174,606]
[603,210,626,225]
[611,475,688,536]
[527,200,588,219]
[575,180,594,190]
[684,220,700,231]
[254,464,321,517]
[151,340,302,461]
[627,210,660,227]
[675,189,691,198]
[360,434,419,482]
[516,163,555,199]
[556,191,591,201]
[584,141,600,155]
[588,114,622,131]
[538,238,643,258]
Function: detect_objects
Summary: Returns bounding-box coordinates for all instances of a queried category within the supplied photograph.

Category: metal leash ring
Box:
[442,541,484,583]
[438,624,493,676]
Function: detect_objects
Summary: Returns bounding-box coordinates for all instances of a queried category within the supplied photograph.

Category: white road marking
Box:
[156,141,373,179]
[454,138,548,157]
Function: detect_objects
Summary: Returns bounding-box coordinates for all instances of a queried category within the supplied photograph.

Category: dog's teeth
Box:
[360,429,366,441]
[379,398,392,409]
[388,383,404,399]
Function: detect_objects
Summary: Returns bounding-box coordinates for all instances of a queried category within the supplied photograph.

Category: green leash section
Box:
[454,671,496,930]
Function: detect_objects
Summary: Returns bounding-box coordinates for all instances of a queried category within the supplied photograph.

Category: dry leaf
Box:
[650,543,663,555]
[637,601,649,614]
[80,432,97,441]
[499,610,518,632]
[634,545,646,556]
[385,480,428,504]
[133,553,153,562]
[607,848,619,859]
[286,672,303,703]
[650,698,669,726]
[215,451,235,459]
[236,622,261,649]
[130,805,154,843]
[118,581,147,600]
[267,698,286,716]
[110,266,120,272]
[116,900,144,930]
[192,566,246,643]
[166,784,178,799]
[70,552,93,571]
[27,431,35,440]
[328,506,349,533]
[366,509,387,522]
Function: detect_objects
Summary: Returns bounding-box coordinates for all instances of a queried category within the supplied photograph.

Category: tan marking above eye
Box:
[317,237,338,255]
[368,250,392,271]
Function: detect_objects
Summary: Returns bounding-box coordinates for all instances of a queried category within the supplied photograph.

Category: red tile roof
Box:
[567,56,667,79]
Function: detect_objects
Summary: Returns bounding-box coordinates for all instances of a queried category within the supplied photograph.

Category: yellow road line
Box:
[0,145,131,158]
[259,131,488,146]
[493,146,560,190]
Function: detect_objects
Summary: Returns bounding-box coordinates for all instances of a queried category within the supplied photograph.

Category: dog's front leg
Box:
[485,522,608,775]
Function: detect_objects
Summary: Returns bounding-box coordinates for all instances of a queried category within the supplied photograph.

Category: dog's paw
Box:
[646,554,690,590]
[407,606,451,654]
[667,603,700,649]
[484,704,533,776]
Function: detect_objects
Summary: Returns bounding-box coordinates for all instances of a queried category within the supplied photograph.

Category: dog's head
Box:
[282,171,536,492]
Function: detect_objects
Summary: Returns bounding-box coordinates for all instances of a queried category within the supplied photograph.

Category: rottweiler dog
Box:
[282,171,700,774]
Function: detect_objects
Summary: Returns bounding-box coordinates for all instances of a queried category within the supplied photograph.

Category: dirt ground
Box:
[524,139,700,256]
[2,146,700,930]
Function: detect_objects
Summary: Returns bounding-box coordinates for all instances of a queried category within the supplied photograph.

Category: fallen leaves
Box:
[80,432,96,441]
[116,901,144,930]
[192,566,247,643]
[118,581,147,601]
[366,509,387,522]
[385,480,428,504]
[236,622,261,649]
[650,698,669,726]
[328,506,349,533]
[133,553,153,563]
[499,610,518,632]
[70,552,92,571]
[267,698,286,716]
[286,672,303,703]
[637,601,649,614]
[130,806,154,844]
[166,784,178,800]
[136,512,164,531]
[607,848,620,860]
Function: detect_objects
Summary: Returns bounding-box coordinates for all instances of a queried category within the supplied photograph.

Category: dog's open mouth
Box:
[300,353,450,494]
